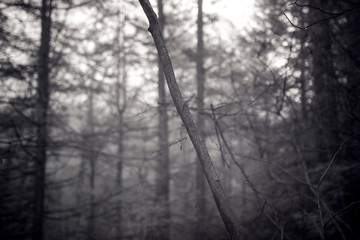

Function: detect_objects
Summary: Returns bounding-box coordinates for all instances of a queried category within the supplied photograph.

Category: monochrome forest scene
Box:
[1,0,360,239]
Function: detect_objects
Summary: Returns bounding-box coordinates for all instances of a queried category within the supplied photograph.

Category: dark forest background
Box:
[1,0,360,239]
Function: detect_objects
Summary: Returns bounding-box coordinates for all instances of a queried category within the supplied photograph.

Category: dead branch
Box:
[138,1,243,239]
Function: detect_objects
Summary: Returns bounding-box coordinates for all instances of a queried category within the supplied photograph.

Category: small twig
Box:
[283,4,360,30]
[324,200,360,228]
[149,137,187,159]
[252,200,267,223]
[289,1,338,16]
[212,110,258,197]
[283,12,332,30]
[11,119,37,159]
[211,104,230,168]
[316,188,325,228]
[317,143,344,188]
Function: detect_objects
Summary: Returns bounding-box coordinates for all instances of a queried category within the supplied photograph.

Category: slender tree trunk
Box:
[33,0,51,239]
[310,0,339,161]
[139,1,242,239]
[341,4,360,237]
[195,0,206,238]
[87,78,96,240]
[116,112,124,240]
[154,0,171,239]
[115,10,127,238]
[299,33,307,121]
[115,105,124,240]
[310,2,340,238]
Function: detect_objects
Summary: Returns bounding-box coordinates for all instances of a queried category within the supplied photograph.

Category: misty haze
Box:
[1,0,360,240]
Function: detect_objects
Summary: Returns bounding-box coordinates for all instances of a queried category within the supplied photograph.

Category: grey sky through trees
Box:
[1,0,360,239]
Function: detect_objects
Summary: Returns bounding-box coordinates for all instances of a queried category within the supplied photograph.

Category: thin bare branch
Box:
[317,143,344,188]
[283,4,360,30]
[324,200,360,228]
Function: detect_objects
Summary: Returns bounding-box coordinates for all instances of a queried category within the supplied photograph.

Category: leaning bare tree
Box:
[138,1,242,239]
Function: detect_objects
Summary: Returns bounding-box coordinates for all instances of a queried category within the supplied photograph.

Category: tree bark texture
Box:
[195,0,206,238]
[33,0,51,239]
[138,1,242,239]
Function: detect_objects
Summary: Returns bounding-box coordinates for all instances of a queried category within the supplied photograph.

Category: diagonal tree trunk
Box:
[33,0,52,239]
[139,1,242,239]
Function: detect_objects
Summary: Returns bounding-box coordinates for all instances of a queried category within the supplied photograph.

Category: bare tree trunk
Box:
[116,111,124,240]
[299,33,307,121]
[309,2,340,238]
[195,0,206,238]
[115,10,127,238]
[340,4,360,237]
[310,1,339,161]
[151,0,171,239]
[139,1,242,239]
[33,0,51,239]
[87,78,96,240]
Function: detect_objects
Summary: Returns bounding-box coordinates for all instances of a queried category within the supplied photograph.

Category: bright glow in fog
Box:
[66,0,256,92]
[130,0,256,88]
[207,0,255,29]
